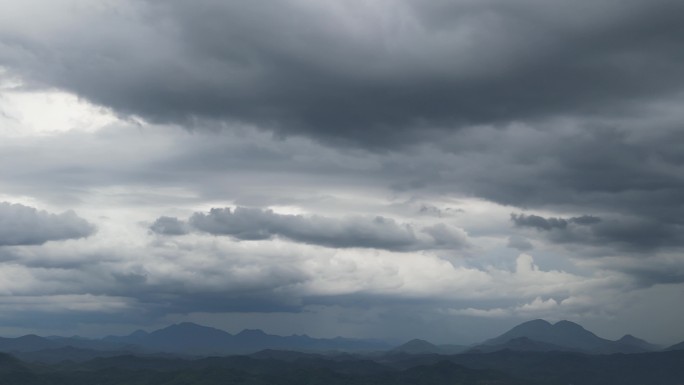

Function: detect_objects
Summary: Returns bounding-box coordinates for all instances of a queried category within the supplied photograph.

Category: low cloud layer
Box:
[511,214,602,231]
[0,202,94,246]
[512,213,684,253]
[151,207,469,252]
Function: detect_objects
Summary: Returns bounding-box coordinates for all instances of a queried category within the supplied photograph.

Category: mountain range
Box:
[1,322,390,358]
[470,319,664,354]
[0,319,683,385]
[665,340,684,351]
[1,319,683,362]
[390,339,467,355]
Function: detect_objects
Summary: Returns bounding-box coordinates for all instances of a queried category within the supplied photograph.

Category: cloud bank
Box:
[151,207,469,252]
[2,0,684,145]
[0,202,94,246]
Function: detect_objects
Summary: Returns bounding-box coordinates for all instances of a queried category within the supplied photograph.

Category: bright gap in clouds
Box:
[0,76,119,137]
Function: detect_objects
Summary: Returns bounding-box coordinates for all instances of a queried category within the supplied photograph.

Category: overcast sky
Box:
[1,0,683,345]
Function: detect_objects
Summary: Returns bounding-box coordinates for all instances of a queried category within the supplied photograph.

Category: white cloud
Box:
[0,88,118,137]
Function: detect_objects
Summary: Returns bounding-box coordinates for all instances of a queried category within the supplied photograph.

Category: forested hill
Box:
[1,348,684,385]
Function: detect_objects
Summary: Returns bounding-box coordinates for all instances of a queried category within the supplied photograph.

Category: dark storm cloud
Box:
[151,207,468,251]
[615,262,684,287]
[512,214,601,231]
[511,213,570,230]
[0,202,95,246]
[511,212,684,252]
[385,122,684,259]
[2,0,684,145]
[383,122,684,219]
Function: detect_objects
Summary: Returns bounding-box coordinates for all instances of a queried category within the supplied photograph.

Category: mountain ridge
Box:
[479,319,659,354]
[666,340,684,351]
[102,322,391,354]
[0,319,669,358]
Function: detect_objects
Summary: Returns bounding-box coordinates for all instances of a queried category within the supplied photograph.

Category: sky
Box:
[0,0,683,345]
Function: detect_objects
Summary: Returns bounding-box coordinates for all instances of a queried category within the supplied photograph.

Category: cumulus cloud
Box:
[151,207,469,252]
[149,216,189,236]
[0,202,94,246]
[0,234,581,321]
[446,297,562,319]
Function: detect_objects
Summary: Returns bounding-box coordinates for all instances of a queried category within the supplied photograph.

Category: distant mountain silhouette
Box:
[612,334,661,353]
[665,340,684,351]
[481,319,658,354]
[391,339,442,354]
[14,346,137,364]
[0,319,669,360]
[484,319,607,351]
[103,322,391,354]
[122,322,234,354]
[436,344,468,354]
[0,322,389,359]
[102,329,148,343]
[0,335,59,353]
[0,353,27,372]
[468,336,573,353]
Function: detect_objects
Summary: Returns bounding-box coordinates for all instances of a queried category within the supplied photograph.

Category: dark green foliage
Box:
[0,353,519,385]
[1,349,684,385]
[384,350,684,385]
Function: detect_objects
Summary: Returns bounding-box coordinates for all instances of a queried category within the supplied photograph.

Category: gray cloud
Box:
[456,125,684,222]
[2,1,684,145]
[421,223,468,248]
[507,236,533,251]
[512,214,601,231]
[570,215,603,225]
[511,213,570,230]
[151,207,468,251]
[512,212,684,253]
[149,216,189,236]
[0,202,94,246]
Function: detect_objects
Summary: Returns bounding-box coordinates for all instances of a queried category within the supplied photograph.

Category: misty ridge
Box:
[1,319,683,384]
